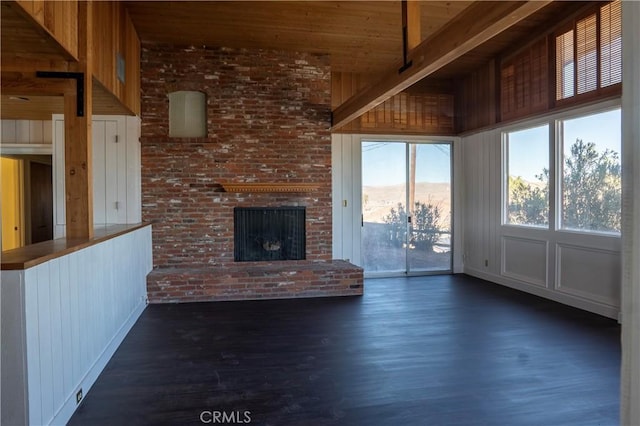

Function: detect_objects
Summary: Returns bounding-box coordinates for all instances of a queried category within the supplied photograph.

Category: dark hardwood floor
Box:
[68,274,620,426]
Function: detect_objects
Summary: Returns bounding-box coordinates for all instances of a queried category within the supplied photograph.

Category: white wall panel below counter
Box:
[1,224,152,426]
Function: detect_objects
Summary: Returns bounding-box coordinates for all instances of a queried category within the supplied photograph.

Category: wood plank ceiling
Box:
[1,1,592,120]
[125,1,474,76]
[125,1,588,79]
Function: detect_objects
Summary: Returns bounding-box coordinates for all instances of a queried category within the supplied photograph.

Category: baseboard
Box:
[464,267,620,320]
[49,299,147,425]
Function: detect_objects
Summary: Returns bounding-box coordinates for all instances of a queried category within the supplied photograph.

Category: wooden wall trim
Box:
[332,72,455,135]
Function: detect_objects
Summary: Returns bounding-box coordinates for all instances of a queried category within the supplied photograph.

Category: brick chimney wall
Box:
[140,43,333,270]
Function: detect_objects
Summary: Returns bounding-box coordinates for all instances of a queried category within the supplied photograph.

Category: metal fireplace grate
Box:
[234,207,306,262]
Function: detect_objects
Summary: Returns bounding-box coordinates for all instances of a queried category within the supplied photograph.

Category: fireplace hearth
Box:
[234,207,306,262]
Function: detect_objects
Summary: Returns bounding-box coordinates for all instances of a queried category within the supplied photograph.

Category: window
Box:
[503,105,621,235]
[559,108,621,233]
[555,0,621,101]
[504,124,549,227]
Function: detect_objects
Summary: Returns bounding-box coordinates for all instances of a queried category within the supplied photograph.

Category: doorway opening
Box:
[1,155,53,251]
[361,141,452,276]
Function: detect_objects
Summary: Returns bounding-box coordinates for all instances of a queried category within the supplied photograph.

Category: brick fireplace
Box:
[141,43,363,302]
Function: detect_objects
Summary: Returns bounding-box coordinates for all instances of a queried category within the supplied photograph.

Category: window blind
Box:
[600,0,622,87]
[576,14,597,95]
[555,0,621,101]
[556,30,575,100]
[501,38,548,121]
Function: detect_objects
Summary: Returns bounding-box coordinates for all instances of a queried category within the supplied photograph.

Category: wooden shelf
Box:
[221,183,320,193]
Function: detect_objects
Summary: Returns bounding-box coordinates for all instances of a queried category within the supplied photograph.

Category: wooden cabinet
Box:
[52,115,141,237]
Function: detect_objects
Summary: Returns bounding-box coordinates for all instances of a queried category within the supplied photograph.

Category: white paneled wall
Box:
[0,225,152,426]
[1,120,53,145]
[462,127,621,319]
[53,115,142,237]
[461,129,502,276]
[332,134,363,265]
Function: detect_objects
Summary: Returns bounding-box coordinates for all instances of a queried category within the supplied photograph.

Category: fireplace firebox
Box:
[234,207,306,262]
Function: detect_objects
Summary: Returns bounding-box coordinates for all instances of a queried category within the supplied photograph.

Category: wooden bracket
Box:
[35,71,85,116]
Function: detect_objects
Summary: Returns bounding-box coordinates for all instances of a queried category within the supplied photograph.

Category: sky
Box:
[509,108,621,181]
[361,108,621,187]
[362,141,451,186]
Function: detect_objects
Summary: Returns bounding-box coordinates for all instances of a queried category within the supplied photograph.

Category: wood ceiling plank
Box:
[0,95,63,120]
[125,1,584,79]
[332,1,553,129]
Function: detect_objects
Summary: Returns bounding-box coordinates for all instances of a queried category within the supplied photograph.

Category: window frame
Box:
[502,121,553,229]
[501,99,621,237]
[555,103,622,236]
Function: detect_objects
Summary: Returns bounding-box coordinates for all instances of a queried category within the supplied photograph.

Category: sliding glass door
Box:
[361,141,452,275]
[361,142,407,273]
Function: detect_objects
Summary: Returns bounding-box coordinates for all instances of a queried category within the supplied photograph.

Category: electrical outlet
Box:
[76,389,83,405]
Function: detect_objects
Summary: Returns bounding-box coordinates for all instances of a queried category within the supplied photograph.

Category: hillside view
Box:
[363,182,451,229]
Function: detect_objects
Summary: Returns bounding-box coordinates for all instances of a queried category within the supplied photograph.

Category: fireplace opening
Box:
[234,207,306,262]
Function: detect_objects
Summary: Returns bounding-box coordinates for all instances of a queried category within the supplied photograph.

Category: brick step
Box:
[147,260,363,303]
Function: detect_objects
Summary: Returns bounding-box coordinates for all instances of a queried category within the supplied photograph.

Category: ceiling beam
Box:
[1,71,74,96]
[332,1,552,130]
[64,1,94,239]
[0,57,72,73]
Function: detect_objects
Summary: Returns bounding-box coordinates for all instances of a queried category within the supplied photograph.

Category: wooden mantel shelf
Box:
[221,183,320,193]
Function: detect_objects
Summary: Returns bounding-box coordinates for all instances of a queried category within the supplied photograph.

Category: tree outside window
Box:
[505,124,549,227]
[504,108,621,234]
[560,109,621,233]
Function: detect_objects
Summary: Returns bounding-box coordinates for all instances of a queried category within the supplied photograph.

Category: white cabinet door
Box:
[92,119,121,225]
